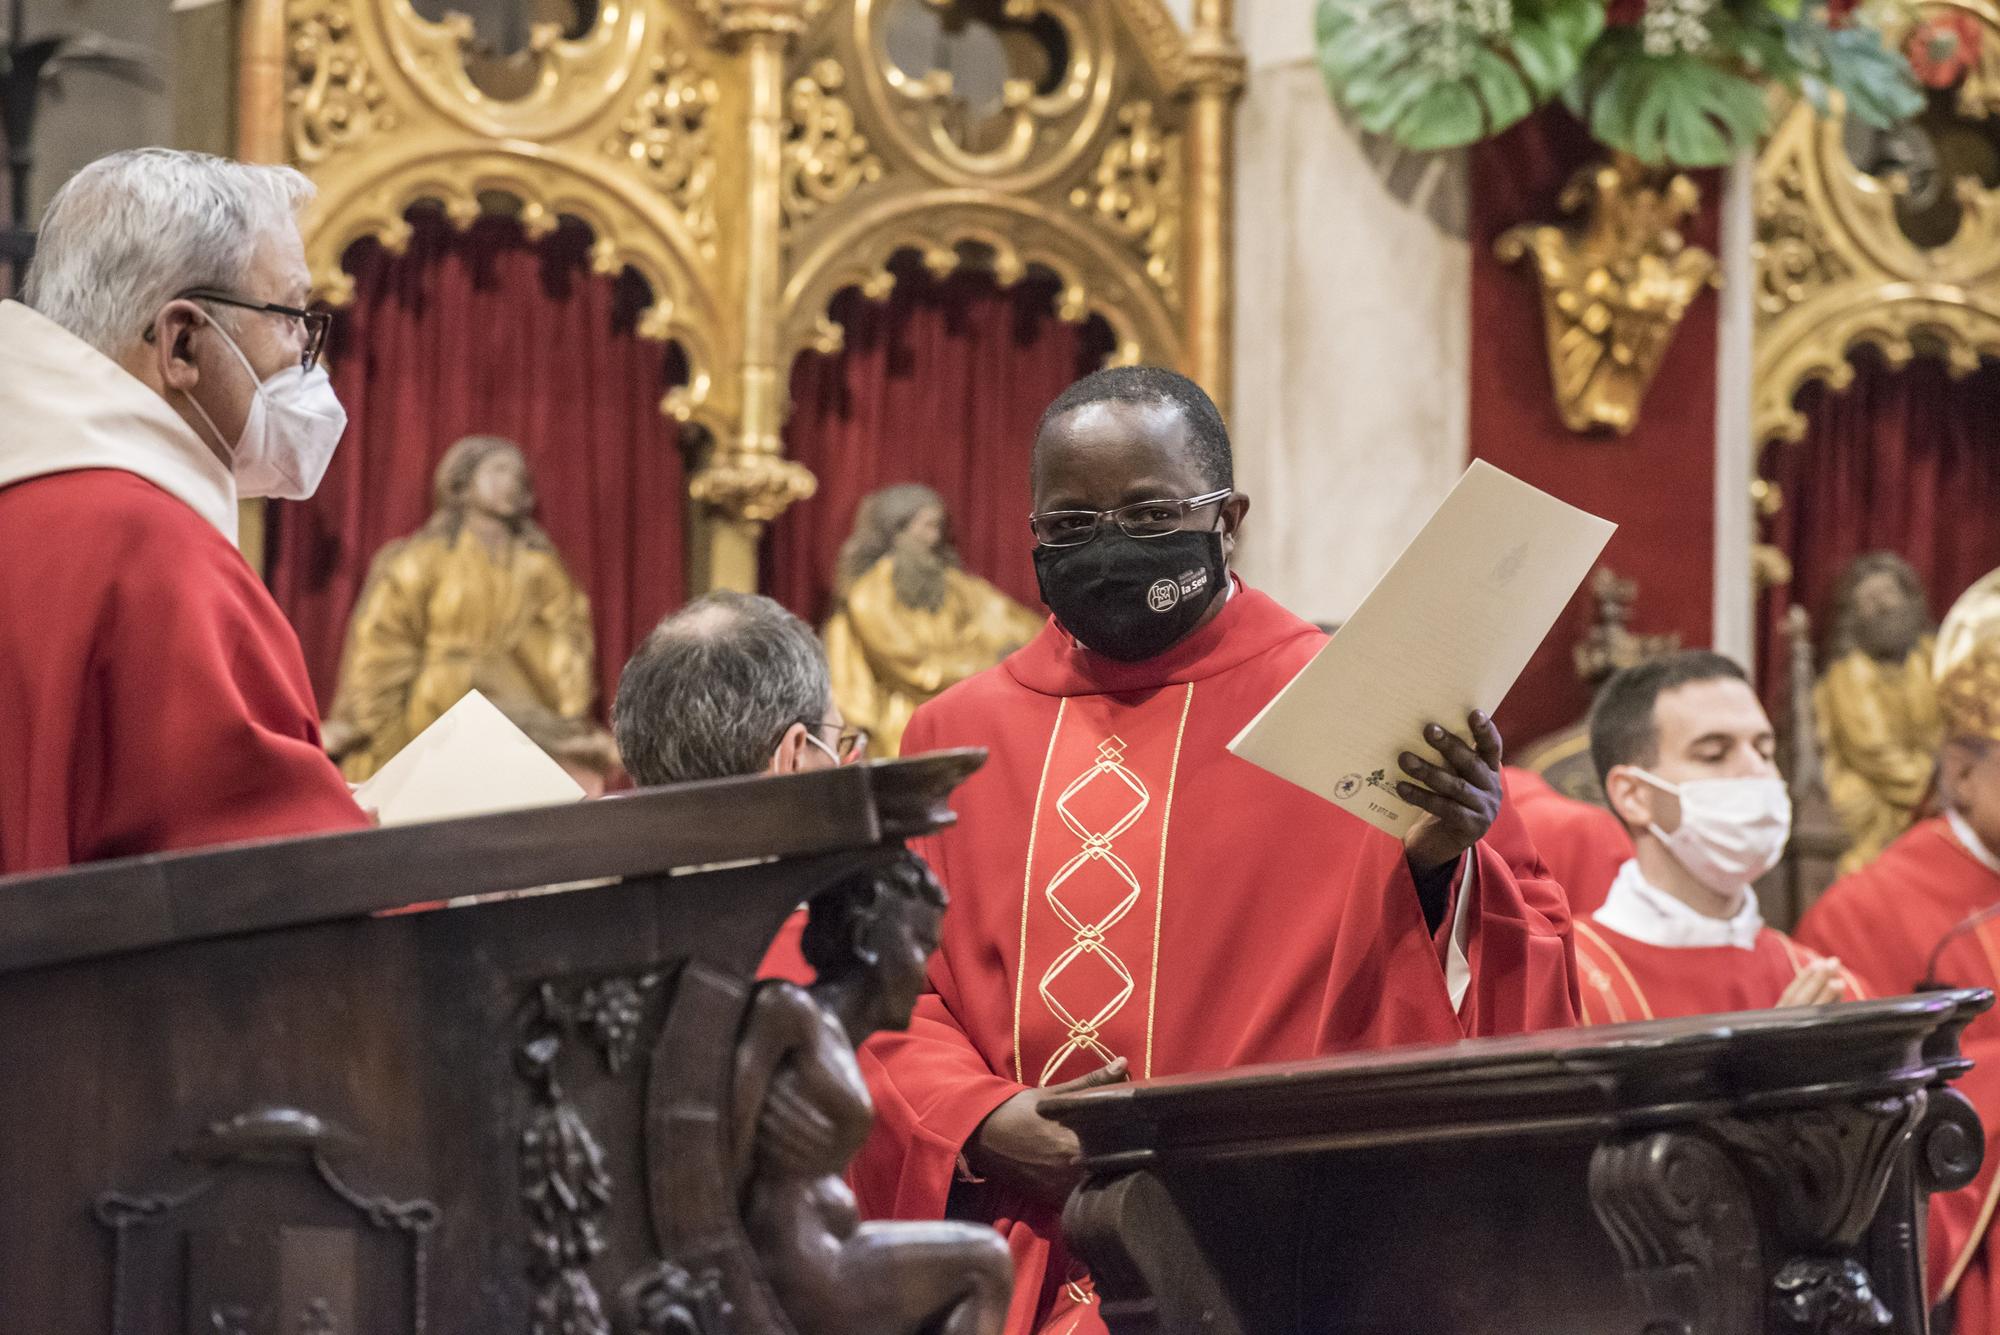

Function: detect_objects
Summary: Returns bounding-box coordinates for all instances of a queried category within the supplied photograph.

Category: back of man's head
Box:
[613,591,833,786]
[23,148,314,358]
[1589,650,1751,788]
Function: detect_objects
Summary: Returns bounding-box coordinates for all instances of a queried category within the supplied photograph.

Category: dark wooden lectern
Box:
[1045,993,1992,1335]
[0,751,990,1335]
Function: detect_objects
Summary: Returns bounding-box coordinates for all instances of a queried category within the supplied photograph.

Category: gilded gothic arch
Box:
[247,0,1242,590]
[1754,0,2000,450]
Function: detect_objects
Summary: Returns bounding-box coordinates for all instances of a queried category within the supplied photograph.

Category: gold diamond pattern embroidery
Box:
[1036,736,1150,1086]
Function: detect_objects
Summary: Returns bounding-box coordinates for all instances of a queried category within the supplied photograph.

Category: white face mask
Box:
[1630,769,1793,895]
[183,319,347,500]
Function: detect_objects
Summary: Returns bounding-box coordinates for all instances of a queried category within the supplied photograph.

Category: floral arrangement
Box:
[1315,0,1927,166]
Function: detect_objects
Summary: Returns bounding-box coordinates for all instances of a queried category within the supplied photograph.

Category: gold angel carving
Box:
[1497,155,1718,436]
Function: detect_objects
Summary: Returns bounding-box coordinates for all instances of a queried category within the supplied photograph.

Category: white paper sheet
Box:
[1229,460,1615,836]
[353,689,585,826]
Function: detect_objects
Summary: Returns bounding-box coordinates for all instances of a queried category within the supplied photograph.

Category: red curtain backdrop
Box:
[1758,350,2000,701]
[268,210,690,719]
[1469,109,1721,748]
[763,256,1116,626]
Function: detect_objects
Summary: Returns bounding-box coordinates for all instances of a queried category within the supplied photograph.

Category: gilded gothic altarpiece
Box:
[239,0,1242,591]
[1754,0,2000,591]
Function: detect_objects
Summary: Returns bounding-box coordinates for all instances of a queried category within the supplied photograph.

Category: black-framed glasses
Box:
[802,720,870,764]
[178,287,334,372]
[1029,488,1233,548]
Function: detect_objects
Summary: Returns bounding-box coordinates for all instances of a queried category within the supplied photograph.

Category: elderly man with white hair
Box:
[0,148,366,875]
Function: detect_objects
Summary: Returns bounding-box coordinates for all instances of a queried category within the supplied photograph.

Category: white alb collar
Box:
[1592,858,1764,951]
[0,300,239,541]
[1948,809,2000,877]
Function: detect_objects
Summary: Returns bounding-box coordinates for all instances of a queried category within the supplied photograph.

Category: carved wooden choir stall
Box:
[1047,992,1991,1335]
[0,752,1008,1335]
[0,746,1990,1334]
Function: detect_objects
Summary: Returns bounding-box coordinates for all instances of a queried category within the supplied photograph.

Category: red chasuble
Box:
[1573,918,1863,1025]
[852,584,1579,1335]
[1797,819,2000,1331]
[0,471,368,875]
[1503,766,1631,916]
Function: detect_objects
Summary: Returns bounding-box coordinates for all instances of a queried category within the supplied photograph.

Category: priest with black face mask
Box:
[849,366,1579,1335]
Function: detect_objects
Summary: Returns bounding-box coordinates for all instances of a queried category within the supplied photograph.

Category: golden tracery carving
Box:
[1754,0,2000,448]
[270,0,1235,593]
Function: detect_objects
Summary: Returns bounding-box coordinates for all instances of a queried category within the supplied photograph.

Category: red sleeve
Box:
[1455,794,1582,1036]
[850,700,1024,1223]
[77,513,367,862]
[756,909,815,985]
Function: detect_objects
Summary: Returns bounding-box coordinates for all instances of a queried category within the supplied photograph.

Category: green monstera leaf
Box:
[1570,28,1771,165]
[1316,0,1604,151]
[1784,17,1926,126]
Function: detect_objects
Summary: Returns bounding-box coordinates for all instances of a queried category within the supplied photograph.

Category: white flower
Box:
[1641,0,1714,56]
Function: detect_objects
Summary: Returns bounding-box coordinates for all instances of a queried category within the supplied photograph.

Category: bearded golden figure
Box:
[326,435,602,781]
[823,486,1043,759]
[1815,552,1942,874]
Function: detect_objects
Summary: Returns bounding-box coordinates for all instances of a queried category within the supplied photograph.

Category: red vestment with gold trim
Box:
[851,585,1580,1335]
[1798,819,2000,1330]
[1573,917,1864,1025]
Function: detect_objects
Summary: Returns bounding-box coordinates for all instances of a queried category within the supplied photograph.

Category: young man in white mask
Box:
[0,148,365,874]
[1573,650,1862,1024]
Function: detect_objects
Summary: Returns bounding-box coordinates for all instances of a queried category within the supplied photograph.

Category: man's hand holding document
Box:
[1230,460,1615,867]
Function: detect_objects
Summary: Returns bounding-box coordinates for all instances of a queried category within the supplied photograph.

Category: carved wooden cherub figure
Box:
[731,856,1012,1335]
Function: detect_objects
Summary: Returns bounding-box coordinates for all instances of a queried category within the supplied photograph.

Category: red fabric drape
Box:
[1469,110,1720,747]
[1758,350,2000,701]
[763,257,1115,625]
[268,210,690,718]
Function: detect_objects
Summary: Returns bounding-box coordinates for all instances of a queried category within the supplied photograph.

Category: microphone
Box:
[1918,902,2000,991]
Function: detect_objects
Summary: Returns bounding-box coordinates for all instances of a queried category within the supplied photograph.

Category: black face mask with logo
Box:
[1033,528,1227,662]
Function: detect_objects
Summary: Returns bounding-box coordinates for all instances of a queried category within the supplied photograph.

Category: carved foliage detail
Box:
[517,973,665,1335]
[1070,102,1180,299]
[620,1260,735,1335]
[1496,155,1718,437]
[1589,1130,1764,1335]
[783,59,884,231]
[287,1,396,166]
[607,51,720,253]
[1755,158,1855,320]
[1709,1097,1923,1254]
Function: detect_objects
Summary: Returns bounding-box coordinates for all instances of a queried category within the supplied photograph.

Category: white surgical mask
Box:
[184,320,347,500]
[1630,768,1793,895]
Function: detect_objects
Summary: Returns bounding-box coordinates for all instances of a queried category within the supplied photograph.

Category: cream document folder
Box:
[1229,460,1615,837]
[353,689,585,826]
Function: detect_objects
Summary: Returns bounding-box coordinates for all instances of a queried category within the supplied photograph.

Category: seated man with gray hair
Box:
[613,590,868,981]
[0,148,365,874]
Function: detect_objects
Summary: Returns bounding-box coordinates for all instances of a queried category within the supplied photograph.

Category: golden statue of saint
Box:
[1814,552,1942,873]
[326,435,603,782]
[823,485,1043,758]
